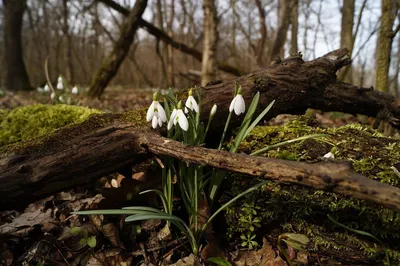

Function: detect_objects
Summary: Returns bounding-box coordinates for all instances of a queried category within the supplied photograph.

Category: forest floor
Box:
[0,88,378,266]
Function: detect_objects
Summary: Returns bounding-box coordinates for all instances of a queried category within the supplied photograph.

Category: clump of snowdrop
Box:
[146,91,167,129]
[185,88,199,113]
[229,86,245,115]
[168,101,189,131]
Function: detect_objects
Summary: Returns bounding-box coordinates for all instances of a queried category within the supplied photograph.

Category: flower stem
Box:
[218,111,233,150]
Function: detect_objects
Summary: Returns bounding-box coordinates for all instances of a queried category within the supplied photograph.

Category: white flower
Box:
[229,93,245,115]
[57,75,63,83]
[57,81,64,90]
[210,104,217,117]
[50,92,56,99]
[168,109,177,130]
[146,92,167,129]
[44,84,50,92]
[184,89,199,113]
[71,86,78,94]
[37,87,44,93]
[323,152,335,159]
[58,95,64,102]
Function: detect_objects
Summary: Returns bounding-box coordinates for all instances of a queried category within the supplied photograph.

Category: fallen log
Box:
[1,48,400,211]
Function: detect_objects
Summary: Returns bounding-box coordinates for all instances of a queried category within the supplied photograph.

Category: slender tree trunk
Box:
[88,0,148,98]
[155,0,167,86]
[268,0,291,62]
[255,0,267,68]
[167,0,175,87]
[201,0,218,86]
[290,0,299,54]
[3,0,31,91]
[375,0,399,92]
[338,0,355,82]
[62,0,74,83]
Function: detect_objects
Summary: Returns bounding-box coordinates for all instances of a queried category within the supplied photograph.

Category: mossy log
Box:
[1,49,400,212]
[225,117,400,265]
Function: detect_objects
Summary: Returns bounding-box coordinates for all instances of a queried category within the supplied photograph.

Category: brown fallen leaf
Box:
[86,248,132,266]
[102,223,126,249]
[233,238,286,266]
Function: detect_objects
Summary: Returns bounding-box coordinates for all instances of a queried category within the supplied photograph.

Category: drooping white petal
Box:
[44,84,50,92]
[234,94,245,115]
[323,152,334,159]
[176,110,188,131]
[71,86,78,94]
[50,92,55,99]
[185,96,199,113]
[146,101,156,122]
[157,102,167,122]
[229,97,236,112]
[57,82,64,90]
[210,104,217,117]
[158,117,163,127]
[168,109,177,130]
[152,115,158,129]
[57,76,63,83]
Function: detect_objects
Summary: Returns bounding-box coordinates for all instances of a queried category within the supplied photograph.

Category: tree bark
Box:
[375,0,399,92]
[255,0,267,68]
[290,0,299,54]
[62,0,74,83]
[201,0,219,86]
[95,0,241,77]
[167,0,175,87]
[87,0,147,98]
[268,0,291,62]
[2,49,400,210]
[3,0,32,91]
[338,0,355,82]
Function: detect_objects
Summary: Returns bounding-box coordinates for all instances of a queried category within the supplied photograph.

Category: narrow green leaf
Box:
[70,226,81,235]
[139,190,169,213]
[251,134,328,156]
[244,100,275,139]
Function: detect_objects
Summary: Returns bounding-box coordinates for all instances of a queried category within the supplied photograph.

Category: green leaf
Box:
[207,257,232,266]
[79,238,87,246]
[251,134,328,156]
[243,100,275,139]
[139,190,169,213]
[87,236,97,248]
[70,226,81,235]
[281,233,310,251]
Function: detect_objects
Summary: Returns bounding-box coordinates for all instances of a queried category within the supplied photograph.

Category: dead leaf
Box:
[85,248,132,266]
[102,223,126,249]
[233,238,286,266]
[157,224,172,241]
[168,254,195,266]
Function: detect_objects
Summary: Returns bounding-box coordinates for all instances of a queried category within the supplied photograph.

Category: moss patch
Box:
[225,116,400,264]
[0,104,101,146]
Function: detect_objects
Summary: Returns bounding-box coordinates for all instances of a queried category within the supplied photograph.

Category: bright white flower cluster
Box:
[146,91,167,129]
[168,103,189,131]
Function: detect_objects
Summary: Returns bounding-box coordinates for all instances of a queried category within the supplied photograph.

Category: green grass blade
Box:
[251,134,328,156]
[244,100,275,139]
[139,189,169,213]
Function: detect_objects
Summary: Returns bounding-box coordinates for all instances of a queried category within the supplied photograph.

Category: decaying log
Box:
[1,121,400,212]
[2,48,400,211]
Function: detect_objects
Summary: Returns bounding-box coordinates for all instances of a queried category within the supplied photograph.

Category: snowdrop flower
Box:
[57,81,64,90]
[146,91,167,129]
[323,152,335,159]
[44,84,50,92]
[58,95,64,102]
[229,86,245,115]
[168,101,189,131]
[210,104,217,118]
[57,75,63,83]
[50,92,56,100]
[185,88,199,113]
[37,87,44,93]
[71,86,78,94]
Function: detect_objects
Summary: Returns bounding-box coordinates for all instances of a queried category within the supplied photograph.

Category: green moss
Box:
[0,104,101,146]
[225,115,400,264]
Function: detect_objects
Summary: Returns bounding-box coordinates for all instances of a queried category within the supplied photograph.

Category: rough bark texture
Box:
[290,0,299,54]
[3,0,32,91]
[201,0,219,86]
[2,49,400,211]
[96,0,241,76]
[338,0,354,82]
[167,0,175,87]
[87,0,147,98]
[268,0,291,62]
[375,0,398,92]
[255,0,267,67]
[62,0,74,83]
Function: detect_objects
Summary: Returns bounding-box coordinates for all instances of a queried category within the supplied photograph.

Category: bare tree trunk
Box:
[290,0,299,54]
[88,0,148,98]
[255,0,267,68]
[338,0,355,82]
[375,0,399,92]
[167,0,175,87]
[3,0,31,91]
[62,0,74,83]
[268,0,291,62]
[155,0,167,86]
[201,0,218,86]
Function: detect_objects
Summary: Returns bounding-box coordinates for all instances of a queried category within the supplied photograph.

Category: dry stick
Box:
[141,133,400,212]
